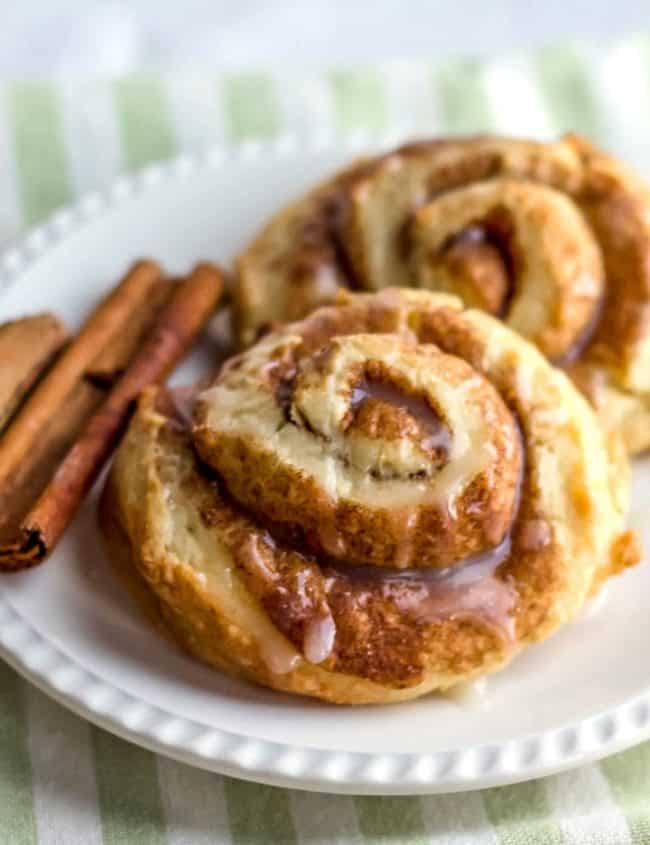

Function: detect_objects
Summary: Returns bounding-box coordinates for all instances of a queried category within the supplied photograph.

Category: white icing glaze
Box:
[303,613,336,665]
[519,519,552,551]
[437,440,491,521]
[445,677,491,708]
[581,585,609,621]
[259,637,301,675]
[328,535,516,644]
[244,535,276,582]
[392,508,418,569]
[207,305,234,349]
[391,572,515,642]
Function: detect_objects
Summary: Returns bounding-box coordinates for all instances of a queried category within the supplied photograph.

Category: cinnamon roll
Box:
[102,289,638,704]
[236,134,650,453]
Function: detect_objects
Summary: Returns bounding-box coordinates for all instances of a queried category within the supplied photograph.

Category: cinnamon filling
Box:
[231,516,519,675]
[552,289,605,368]
[437,214,606,366]
[275,371,297,416]
[322,192,364,291]
[349,376,451,457]
[437,209,520,319]
[325,533,516,644]
[290,190,363,297]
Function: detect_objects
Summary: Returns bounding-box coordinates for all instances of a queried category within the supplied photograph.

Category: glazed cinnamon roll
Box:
[102,289,638,704]
[236,134,650,453]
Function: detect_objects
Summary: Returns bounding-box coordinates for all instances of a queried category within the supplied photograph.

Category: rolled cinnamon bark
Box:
[0,380,104,548]
[86,279,175,386]
[0,314,68,433]
[0,262,223,570]
[0,260,164,489]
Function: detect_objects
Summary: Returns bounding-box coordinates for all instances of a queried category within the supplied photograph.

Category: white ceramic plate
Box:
[0,135,649,796]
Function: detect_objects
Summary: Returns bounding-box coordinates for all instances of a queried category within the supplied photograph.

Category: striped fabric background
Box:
[1,34,650,845]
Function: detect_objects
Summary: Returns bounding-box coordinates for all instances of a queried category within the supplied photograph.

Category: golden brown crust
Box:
[103,290,637,704]
[235,134,650,453]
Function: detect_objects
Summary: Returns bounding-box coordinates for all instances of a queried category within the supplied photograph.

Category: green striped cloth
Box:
[2,34,650,845]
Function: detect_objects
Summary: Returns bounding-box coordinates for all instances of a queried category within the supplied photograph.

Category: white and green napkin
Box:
[2,33,650,845]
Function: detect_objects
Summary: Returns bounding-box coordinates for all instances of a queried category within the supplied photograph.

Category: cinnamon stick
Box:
[0,261,172,554]
[0,314,68,433]
[86,279,174,386]
[0,380,104,546]
[0,260,164,491]
[0,262,223,570]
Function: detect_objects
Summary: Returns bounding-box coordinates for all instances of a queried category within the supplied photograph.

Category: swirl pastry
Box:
[236,134,650,453]
[102,289,638,704]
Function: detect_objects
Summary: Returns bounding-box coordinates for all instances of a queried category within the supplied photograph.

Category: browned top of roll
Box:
[235,134,650,447]
[107,287,635,697]
[195,290,523,571]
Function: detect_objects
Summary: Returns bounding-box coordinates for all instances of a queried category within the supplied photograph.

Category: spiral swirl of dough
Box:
[104,289,638,703]
[196,293,522,571]
[236,135,650,452]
